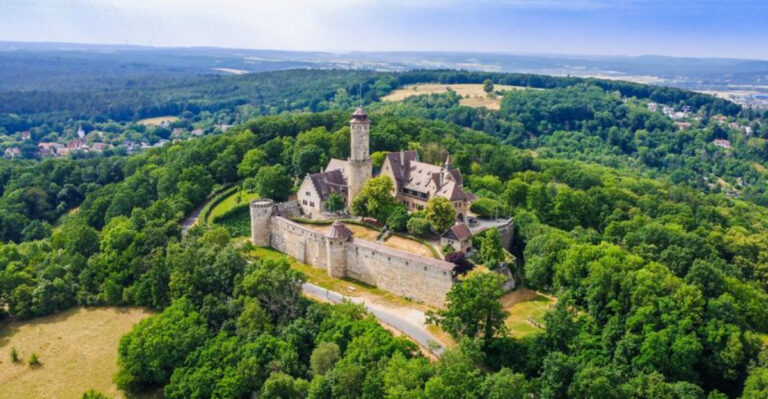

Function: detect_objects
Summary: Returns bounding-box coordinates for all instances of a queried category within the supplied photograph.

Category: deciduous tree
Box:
[427,272,508,342]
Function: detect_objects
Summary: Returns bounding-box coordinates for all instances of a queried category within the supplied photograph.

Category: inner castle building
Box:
[297,107,473,220]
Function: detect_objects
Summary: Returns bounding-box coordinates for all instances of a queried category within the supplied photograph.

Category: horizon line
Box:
[2,40,767,63]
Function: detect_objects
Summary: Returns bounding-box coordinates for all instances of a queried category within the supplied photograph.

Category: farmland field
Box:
[0,307,152,399]
[382,83,531,110]
[137,115,179,126]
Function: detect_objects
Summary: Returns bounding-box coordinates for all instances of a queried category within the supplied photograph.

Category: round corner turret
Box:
[250,198,275,246]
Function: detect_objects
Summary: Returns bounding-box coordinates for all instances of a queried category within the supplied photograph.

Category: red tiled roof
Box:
[443,223,473,241]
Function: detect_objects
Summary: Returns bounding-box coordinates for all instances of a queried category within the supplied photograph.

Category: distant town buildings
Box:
[4,147,21,158]
[713,139,732,149]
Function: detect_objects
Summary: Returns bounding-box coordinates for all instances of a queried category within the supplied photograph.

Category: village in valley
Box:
[2,117,232,159]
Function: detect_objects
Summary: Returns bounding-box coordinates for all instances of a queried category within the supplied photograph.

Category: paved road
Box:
[181,202,205,236]
[303,282,445,356]
[181,186,234,236]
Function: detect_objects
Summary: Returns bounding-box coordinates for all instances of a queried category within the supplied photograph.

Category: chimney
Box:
[400,150,404,166]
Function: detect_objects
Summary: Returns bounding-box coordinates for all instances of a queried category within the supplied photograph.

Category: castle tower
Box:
[250,199,274,246]
[347,107,372,207]
[325,220,352,278]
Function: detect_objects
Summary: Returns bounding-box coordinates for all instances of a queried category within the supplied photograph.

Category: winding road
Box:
[182,191,446,357]
[302,282,445,356]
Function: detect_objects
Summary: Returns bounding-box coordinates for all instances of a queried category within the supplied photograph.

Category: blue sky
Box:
[1,0,766,59]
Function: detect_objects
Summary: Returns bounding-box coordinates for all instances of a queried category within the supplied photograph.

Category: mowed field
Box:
[382,83,530,110]
[0,307,152,399]
[502,287,556,338]
[206,189,262,226]
[137,115,179,126]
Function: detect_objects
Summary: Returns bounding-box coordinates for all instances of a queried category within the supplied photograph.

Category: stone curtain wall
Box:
[268,216,454,307]
[346,239,453,307]
[270,217,329,267]
[496,219,515,250]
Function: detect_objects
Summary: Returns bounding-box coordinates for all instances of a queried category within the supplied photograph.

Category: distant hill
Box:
[1,41,767,95]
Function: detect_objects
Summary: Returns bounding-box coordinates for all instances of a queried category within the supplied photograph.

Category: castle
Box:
[297,107,473,220]
[251,108,512,307]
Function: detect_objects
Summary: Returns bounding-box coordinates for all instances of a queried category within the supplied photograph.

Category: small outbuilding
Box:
[441,223,473,253]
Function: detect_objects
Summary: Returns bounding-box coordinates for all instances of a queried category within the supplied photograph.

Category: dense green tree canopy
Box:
[2,68,768,398]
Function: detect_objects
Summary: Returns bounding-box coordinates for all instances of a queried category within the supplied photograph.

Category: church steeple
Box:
[444,153,453,169]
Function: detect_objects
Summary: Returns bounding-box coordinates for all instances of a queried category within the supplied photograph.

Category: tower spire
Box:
[358,82,363,107]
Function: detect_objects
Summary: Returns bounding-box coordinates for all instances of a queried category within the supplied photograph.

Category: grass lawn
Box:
[207,189,261,226]
[0,307,154,399]
[300,222,436,258]
[247,246,433,311]
[501,288,556,338]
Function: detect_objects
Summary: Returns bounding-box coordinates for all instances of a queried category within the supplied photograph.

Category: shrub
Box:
[211,204,250,237]
[386,205,410,232]
[446,252,474,276]
[10,347,19,363]
[442,243,456,256]
[407,217,432,237]
[81,389,110,399]
[28,353,39,366]
[325,192,345,213]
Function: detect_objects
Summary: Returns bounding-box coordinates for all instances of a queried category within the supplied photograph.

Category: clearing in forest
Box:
[502,287,556,338]
[382,83,530,110]
[0,307,152,399]
[137,115,179,126]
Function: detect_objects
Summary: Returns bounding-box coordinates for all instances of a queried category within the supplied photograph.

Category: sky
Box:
[1,0,767,59]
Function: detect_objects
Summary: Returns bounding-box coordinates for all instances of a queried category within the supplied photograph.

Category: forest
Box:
[2,68,768,398]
